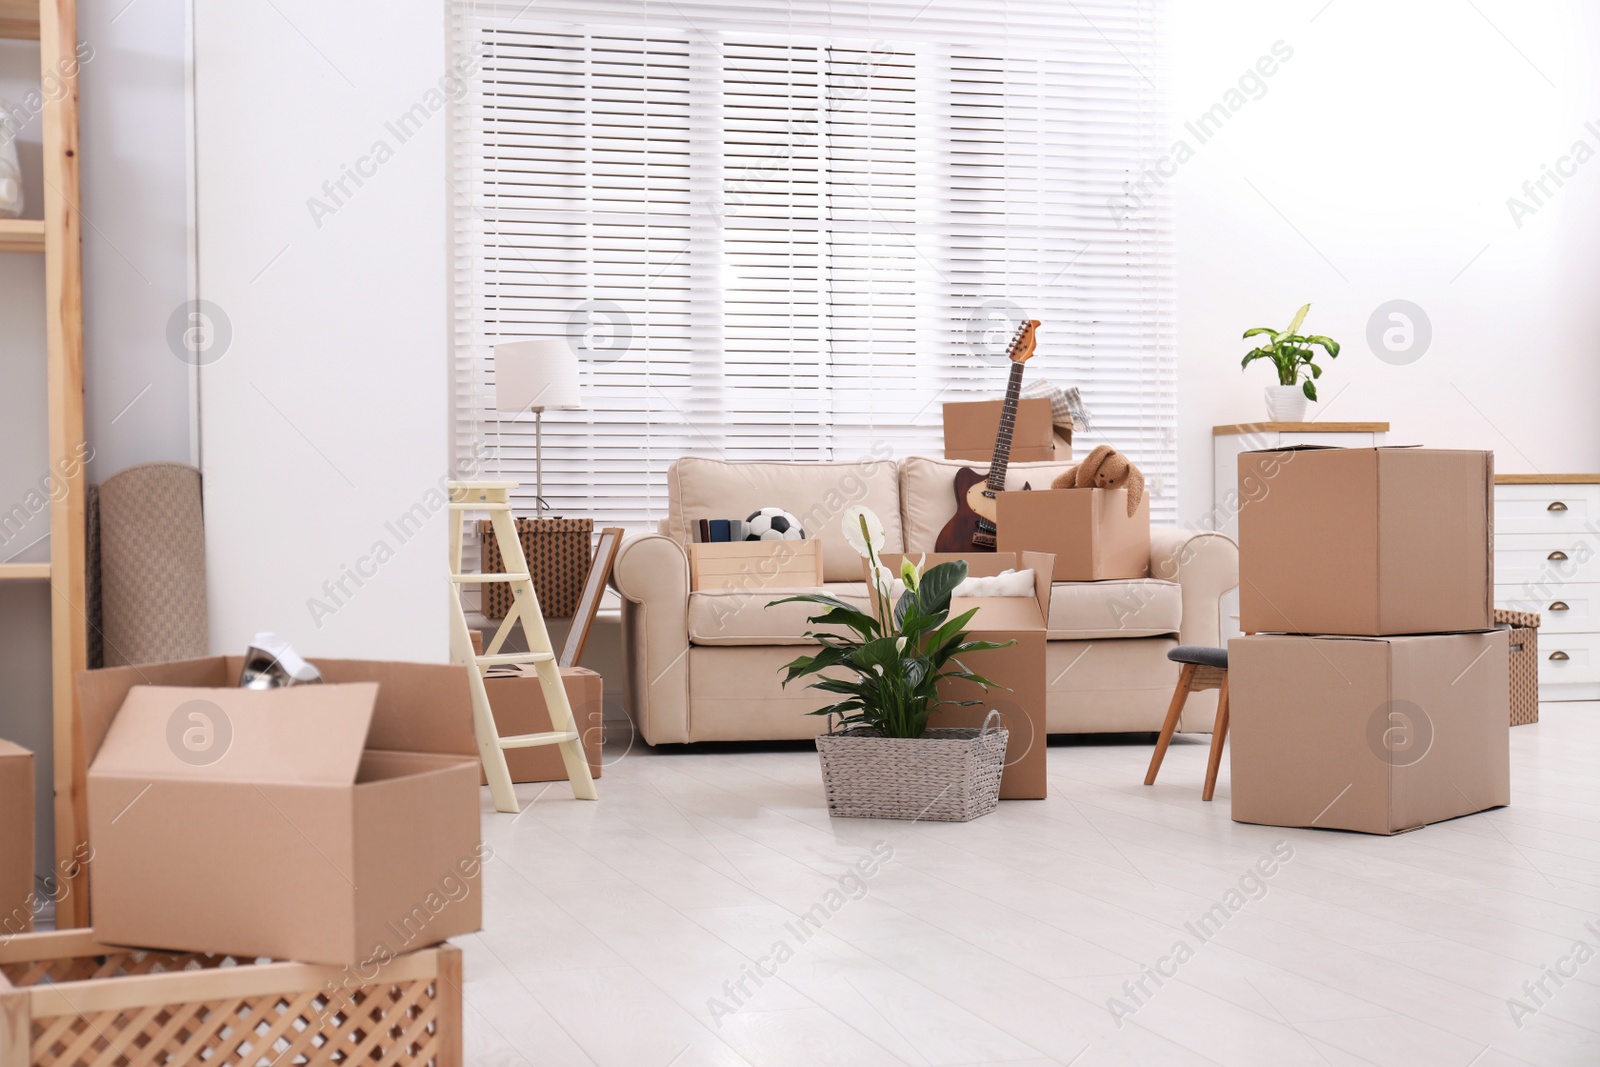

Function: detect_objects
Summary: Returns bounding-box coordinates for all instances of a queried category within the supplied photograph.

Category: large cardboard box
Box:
[0,739,33,937]
[482,665,604,783]
[871,552,1053,799]
[77,657,484,966]
[1238,446,1493,635]
[995,488,1150,580]
[1230,631,1510,834]
[943,398,1058,463]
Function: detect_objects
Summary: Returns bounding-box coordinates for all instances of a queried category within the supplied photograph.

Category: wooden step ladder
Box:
[447,481,598,812]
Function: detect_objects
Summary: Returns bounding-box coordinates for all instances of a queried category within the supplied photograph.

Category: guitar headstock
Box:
[1006,319,1041,363]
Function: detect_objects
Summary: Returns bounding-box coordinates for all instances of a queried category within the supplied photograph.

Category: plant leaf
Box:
[1302,379,1318,401]
[1304,334,1340,357]
[914,560,968,620]
[1241,326,1274,339]
[1286,303,1310,335]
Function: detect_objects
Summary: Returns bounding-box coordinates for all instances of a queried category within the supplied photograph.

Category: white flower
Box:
[895,637,907,653]
[841,506,887,559]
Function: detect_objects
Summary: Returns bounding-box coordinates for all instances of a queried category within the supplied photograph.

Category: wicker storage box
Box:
[815,715,1008,822]
[1495,608,1541,726]
[0,930,461,1067]
[479,517,593,618]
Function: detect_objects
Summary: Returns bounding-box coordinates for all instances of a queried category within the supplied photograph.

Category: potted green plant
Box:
[1241,303,1341,421]
[768,507,1015,822]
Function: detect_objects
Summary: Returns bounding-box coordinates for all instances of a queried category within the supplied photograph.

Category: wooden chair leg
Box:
[1145,663,1196,786]
[1202,675,1230,802]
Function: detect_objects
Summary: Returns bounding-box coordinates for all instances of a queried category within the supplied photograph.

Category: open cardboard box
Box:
[1238,446,1493,635]
[943,399,1059,463]
[77,657,483,967]
[870,551,1053,799]
[1,739,33,936]
[482,664,604,783]
[995,487,1150,581]
[1230,631,1510,834]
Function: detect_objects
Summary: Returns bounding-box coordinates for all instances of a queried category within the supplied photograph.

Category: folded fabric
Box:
[1021,379,1092,433]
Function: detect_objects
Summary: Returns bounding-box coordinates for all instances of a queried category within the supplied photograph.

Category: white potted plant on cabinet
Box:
[1241,303,1341,421]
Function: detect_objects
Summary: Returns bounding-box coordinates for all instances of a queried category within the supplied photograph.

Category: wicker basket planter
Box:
[816,712,1008,822]
[0,929,461,1067]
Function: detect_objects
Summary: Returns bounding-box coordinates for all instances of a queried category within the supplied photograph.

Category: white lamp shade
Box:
[494,339,583,413]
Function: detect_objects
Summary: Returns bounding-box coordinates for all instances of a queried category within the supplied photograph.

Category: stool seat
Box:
[1168,645,1228,670]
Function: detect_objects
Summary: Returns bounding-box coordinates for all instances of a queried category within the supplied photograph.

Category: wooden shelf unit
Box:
[1,0,89,927]
[0,219,46,254]
[0,0,39,39]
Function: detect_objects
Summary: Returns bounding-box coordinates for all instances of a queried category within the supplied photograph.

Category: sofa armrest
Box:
[1148,527,1239,649]
[610,534,692,744]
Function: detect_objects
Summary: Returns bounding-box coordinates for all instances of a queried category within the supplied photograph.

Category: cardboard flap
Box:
[89,683,380,786]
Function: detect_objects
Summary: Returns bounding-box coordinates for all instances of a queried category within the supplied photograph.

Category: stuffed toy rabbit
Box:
[1050,444,1146,516]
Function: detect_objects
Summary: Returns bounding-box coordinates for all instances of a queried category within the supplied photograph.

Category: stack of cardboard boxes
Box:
[1230,447,1510,835]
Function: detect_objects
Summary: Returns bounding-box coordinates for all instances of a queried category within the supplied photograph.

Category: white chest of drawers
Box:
[1495,475,1600,701]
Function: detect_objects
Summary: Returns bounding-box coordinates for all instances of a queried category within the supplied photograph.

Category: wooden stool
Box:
[1145,645,1230,801]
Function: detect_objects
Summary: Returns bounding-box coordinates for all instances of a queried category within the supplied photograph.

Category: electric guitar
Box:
[934,318,1042,553]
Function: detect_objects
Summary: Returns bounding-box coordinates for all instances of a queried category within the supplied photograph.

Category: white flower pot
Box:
[1264,385,1309,422]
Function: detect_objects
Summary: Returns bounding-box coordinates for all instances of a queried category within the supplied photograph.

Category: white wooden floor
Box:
[462,705,1600,1067]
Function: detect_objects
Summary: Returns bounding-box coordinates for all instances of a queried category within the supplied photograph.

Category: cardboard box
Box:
[995,488,1150,580]
[871,552,1053,799]
[1238,447,1493,635]
[482,665,604,783]
[943,398,1057,463]
[77,657,484,966]
[1495,608,1541,726]
[1230,631,1510,835]
[0,739,33,936]
[689,538,823,593]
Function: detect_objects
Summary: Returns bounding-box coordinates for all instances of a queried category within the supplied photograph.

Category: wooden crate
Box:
[0,930,461,1066]
[688,539,823,592]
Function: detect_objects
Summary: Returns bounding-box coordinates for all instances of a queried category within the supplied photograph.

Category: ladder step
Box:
[447,502,514,511]
[450,572,530,583]
[499,731,580,750]
[476,651,556,666]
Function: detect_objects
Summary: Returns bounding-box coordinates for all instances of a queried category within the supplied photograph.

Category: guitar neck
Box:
[986,360,1026,492]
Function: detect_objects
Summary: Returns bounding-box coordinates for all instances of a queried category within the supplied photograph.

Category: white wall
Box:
[195,0,451,661]
[1170,0,1600,525]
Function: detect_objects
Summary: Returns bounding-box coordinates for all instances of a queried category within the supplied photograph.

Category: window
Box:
[450,0,1173,527]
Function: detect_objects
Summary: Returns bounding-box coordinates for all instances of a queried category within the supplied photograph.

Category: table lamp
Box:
[494,338,582,516]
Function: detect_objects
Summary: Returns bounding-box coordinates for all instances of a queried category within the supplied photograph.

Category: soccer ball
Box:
[745,507,806,541]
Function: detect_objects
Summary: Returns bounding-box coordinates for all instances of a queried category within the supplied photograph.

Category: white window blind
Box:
[449,0,1174,527]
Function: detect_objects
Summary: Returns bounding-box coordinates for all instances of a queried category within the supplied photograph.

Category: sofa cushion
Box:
[899,455,1077,552]
[689,582,871,646]
[1047,578,1181,639]
[666,458,903,582]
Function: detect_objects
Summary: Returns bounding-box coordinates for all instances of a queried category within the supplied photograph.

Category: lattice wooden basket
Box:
[0,929,462,1066]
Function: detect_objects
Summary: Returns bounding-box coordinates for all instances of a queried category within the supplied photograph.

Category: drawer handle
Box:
[1550,651,1570,661]
[1549,551,1569,561]
[1548,501,1569,512]
[1550,601,1570,611]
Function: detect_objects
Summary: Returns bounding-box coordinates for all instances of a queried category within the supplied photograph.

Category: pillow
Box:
[952,568,1036,597]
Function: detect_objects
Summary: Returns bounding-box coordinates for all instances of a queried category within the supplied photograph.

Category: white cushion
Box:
[898,455,1077,552]
[666,458,903,582]
[689,583,871,646]
[1048,578,1181,639]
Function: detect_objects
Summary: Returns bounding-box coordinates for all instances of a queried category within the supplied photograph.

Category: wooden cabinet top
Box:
[1495,474,1600,485]
[1213,422,1390,436]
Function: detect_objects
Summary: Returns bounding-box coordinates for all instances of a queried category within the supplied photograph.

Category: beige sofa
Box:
[611,455,1238,745]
